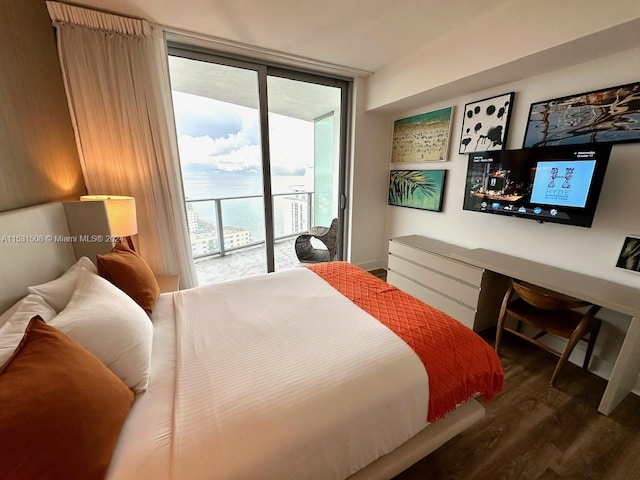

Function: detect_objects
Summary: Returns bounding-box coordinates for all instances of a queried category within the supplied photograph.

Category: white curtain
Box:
[46,1,197,288]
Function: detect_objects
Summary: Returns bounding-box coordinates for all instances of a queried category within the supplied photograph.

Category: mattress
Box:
[107,268,431,480]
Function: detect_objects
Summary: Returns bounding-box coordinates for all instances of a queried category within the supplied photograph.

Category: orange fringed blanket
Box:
[308,261,504,422]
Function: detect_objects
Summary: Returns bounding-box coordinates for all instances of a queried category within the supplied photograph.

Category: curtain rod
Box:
[163,27,373,79]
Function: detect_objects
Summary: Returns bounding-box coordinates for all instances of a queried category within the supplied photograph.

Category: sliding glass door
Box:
[168,47,349,284]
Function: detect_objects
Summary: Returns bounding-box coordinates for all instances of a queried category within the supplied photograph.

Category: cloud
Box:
[178,135,262,172]
[174,91,315,174]
[177,109,262,172]
[172,91,246,140]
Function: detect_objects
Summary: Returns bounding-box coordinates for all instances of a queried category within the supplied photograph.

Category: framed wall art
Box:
[523,81,640,147]
[391,106,452,163]
[388,169,446,212]
[458,92,514,154]
[616,235,640,273]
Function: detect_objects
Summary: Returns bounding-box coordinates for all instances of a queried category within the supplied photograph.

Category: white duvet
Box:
[107,268,429,480]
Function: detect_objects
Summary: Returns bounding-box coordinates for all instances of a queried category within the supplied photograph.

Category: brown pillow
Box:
[0,316,134,480]
[97,242,160,315]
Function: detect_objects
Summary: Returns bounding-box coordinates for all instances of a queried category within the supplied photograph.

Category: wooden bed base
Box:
[349,399,484,479]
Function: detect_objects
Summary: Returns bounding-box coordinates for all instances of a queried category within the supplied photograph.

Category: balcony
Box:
[186,191,324,285]
[194,237,303,284]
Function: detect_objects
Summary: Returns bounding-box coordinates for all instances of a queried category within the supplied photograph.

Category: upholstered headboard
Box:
[0,201,113,312]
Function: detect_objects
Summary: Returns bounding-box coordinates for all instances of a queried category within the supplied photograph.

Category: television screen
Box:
[462,144,611,227]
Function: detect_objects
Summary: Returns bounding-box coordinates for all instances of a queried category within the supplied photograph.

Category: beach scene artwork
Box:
[391,107,453,162]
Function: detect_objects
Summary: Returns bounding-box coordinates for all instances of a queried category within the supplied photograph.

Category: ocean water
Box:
[183,172,308,199]
[183,172,309,240]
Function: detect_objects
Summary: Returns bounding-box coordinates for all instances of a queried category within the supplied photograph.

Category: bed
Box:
[0,202,503,480]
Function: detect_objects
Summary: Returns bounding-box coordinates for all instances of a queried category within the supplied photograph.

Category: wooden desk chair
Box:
[495,279,601,387]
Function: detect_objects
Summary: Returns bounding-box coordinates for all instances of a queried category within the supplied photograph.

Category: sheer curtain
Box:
[46,1,197,288]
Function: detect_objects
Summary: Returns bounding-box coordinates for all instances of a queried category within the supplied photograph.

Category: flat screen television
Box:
[462,144,612,227]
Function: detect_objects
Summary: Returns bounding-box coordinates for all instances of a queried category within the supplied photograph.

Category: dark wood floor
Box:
[368,268,388,281]
[392,330,640,480]
[366,268,640,480]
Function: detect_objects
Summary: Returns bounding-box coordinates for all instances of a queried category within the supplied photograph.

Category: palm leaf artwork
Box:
[388,170,446,212]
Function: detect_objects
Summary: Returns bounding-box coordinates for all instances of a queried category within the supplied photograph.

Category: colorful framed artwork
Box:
[616,235,640,273]
[523,81,640,147]
[458,92,514,154]
[388,169,446,212]
[391,106,452,163]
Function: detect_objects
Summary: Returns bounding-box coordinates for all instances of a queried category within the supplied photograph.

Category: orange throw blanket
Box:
[308,261,504,422]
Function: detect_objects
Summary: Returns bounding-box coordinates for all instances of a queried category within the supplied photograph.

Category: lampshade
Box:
[81,195,138,237]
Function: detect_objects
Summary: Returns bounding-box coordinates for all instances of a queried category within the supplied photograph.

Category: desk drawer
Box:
[390,240,483,286]
[388,255,480,308]
[387,271,476,330]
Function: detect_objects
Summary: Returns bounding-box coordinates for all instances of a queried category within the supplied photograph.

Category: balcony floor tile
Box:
[194,237,322,285]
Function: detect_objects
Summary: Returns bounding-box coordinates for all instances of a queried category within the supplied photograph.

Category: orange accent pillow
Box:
[97,242,160,315]
[0,316,134,480]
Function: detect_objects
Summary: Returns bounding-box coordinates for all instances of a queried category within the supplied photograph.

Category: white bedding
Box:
[107,268,430,480]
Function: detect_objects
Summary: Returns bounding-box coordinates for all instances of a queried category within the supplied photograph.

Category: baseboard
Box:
[356,260,385,271]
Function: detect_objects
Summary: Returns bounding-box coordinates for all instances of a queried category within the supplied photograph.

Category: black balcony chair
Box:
[294,218,338,263]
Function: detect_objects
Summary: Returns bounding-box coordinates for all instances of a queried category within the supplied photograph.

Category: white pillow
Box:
[27,257,98,313]
[0,294,57,366]
[50,269,153,393]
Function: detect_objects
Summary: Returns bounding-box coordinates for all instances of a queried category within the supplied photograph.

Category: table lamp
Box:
[81,195,138,250]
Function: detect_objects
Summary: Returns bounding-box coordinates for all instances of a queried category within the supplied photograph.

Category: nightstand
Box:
[155,274,180,293]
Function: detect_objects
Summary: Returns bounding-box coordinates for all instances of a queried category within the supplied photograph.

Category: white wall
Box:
[382,46,640,290]
[366,46,640,387]
[347,76,391,270]
[367,0,640,113]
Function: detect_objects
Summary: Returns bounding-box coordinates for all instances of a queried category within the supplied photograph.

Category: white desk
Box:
[452,248,640,416]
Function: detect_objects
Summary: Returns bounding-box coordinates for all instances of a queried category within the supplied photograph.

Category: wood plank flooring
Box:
[366,268,640,480]
[368,268,387,281]
[393,329,640,480]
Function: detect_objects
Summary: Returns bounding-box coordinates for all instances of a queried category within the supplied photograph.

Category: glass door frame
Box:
[168,44,351,272]
[267,66,351,261]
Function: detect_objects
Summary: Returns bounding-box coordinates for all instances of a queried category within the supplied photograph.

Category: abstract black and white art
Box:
[616,236,640,273]
[458,92,514,154]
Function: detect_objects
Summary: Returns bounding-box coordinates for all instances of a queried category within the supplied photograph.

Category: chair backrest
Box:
[323,218,338,259]
[511,280,589,310]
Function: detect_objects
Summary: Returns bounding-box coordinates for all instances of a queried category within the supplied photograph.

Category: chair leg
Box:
[495,283,513,354]
[550,341,578,387]
[550,310,598,387]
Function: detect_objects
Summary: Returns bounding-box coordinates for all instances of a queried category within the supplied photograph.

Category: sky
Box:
[172,91,314,176]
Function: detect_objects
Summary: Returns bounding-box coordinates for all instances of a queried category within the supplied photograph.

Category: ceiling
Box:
[168,55,342,121]
[66,0,510,74]
[64,0,640,117]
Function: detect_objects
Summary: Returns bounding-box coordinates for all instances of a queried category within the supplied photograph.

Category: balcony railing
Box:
[186,191,314,260]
